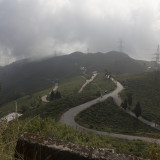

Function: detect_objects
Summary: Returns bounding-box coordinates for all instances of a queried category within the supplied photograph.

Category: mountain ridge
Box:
[0,51,151,104]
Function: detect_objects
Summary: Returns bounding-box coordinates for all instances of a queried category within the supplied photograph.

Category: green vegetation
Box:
[22,74,115,120]
[0,93,42,118]
[0,51,148,104]
[1,72,160,159]
[48,91,62,101]
[1,116,160,159]
[0,75,85,118]
[0,73,115,121]
[82,73,116,97]
[134,102,142,118]
[58,75,86,96]
[75,98,160,134]
[116,71,160,122]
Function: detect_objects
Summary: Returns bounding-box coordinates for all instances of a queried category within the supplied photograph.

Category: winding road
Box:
[60,78,160,144]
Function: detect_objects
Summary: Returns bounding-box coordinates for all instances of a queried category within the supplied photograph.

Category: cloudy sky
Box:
[0,0,160,65]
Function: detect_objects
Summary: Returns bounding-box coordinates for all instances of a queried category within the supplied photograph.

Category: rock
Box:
[14,133,146,160]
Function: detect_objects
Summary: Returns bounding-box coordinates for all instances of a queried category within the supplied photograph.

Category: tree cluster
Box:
[134,102,141,118]
[121,99,128,110]
[49,91,61,100]
[121,92,132,110]
[120,92,141,118]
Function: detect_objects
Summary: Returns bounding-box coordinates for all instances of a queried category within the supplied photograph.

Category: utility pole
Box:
[153,45,160,70]
[118,39,124,52]
[87,48,90,54]
[15,101,18,119]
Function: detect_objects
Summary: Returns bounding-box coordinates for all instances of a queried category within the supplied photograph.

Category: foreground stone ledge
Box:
[15,133,146,160]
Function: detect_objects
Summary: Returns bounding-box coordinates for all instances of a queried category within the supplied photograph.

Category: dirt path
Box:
[78,72,97,93]
[41,83,58,102]
[59,78,160,144]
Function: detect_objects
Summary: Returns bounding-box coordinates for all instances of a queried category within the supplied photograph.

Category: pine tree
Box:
[134,102,141,118]
[127,93,132,106]
[123,99,128,110]
[55,91,61,99]
[121,99,128,110]
[50,91,55,100]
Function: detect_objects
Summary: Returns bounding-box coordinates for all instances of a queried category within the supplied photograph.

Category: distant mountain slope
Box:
[0,51,150,104]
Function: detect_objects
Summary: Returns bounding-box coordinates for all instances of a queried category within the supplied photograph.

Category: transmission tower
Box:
[153,45,160,70]
[118,40,124,52]
[87,48,90,54]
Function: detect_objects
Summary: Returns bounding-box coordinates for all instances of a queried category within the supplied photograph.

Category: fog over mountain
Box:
[0,0,160,65]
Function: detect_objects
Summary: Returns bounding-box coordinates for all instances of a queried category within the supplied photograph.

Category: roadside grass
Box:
[1,116,160,159]
[115,71,160,122]
[75,97,160,135]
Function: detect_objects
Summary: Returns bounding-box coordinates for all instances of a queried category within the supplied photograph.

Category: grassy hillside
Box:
[82,73,116,96]
[75,98,160,135]
[0,51,149,104]
[22,74,116,120]
[0,73,115,120]
[1,117,160,159]
[0,75,86,118]
[116,71,160,122]
[1,72,160,159]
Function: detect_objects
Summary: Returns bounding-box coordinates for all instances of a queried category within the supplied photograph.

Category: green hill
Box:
[116,71,160,122]
[0,51,150,104]
[75,97,160,134]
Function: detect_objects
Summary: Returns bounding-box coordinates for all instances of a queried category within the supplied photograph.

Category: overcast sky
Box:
[0,0,160,65]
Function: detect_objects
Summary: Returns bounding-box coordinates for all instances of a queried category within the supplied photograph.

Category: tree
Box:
[55,91,61,99]
[96,91,101,97]
[50,91,55,100]
[104,69,108,76]
[21,105,28,113]
[127,93,132,106]
[134,102,141,118]
[121,99,128,110]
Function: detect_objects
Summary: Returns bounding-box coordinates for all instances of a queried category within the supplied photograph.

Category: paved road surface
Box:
[60,79,160,144]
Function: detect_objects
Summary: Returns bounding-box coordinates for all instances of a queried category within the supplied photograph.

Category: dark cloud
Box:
[0,0,160,65]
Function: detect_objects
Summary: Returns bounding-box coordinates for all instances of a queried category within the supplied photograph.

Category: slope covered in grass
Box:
[116,71,160,122]
[0,51,149,104]
[22,74,116,120]
[75,98,160,134]
[82,73,116,96]
[0,75,85,118]
[1,117,159,159]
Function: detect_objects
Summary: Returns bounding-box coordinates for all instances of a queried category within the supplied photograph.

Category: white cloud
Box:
[0,0,160,65]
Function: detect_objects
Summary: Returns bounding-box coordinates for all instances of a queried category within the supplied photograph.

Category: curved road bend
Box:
[60,79,160,144]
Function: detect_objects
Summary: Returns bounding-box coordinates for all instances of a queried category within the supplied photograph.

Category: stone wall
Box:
[15,133,146,160]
